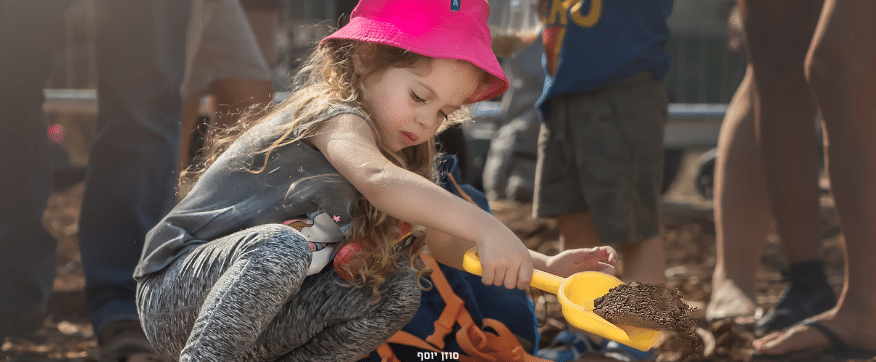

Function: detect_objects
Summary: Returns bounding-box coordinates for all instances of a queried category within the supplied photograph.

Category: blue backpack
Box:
[357,155,542,362]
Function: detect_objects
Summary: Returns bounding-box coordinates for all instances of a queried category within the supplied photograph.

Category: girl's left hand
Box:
[544,246,618,278]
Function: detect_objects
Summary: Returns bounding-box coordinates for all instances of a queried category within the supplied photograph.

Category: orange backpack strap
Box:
[420,254,479,348]
[377,255,552,362]
[462,319,553,362]
[446,173,477,205]
[386,330,442,352]
[376,173,551,362]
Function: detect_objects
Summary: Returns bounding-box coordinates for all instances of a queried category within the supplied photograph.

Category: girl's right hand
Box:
[474,228,533,290]
[544,246,618,278]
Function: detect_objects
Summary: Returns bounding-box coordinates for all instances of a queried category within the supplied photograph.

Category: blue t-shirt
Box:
[537,0,673,113]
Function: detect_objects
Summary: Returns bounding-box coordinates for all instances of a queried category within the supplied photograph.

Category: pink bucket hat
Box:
[320,0,510,103]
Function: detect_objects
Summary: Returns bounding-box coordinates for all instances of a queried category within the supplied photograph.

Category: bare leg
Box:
[740,0,839,334]
[754,0,876,353]
[707,70,771,321]
[557,212,599,250]
[740,0,823,265]
[178,3,276,170]
[616,235,665,285]
[558,212,665,284]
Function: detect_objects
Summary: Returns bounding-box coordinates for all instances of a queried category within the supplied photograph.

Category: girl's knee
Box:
[235,224,311,273]
[238,224,305,250]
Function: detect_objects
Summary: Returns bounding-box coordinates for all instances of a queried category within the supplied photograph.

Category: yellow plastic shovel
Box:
[462,248,663,351]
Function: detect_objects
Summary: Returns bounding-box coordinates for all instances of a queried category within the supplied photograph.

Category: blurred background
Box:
[44,0,738,200]
[16,2,851,360]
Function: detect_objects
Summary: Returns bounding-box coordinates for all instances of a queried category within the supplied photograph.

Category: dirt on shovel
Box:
[594,282,701,357]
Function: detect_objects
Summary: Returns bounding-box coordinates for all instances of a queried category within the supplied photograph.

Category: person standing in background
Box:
[178,0,277,175]
[532,0,673,360]
[739,0,876,357]
[705,4,837,337]
[0,1,191,360]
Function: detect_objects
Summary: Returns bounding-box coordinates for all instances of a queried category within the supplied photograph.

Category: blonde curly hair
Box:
[181,39,482,297]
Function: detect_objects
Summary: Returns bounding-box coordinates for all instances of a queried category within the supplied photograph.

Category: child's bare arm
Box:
[425,230,617,277]
[310,114,533,289]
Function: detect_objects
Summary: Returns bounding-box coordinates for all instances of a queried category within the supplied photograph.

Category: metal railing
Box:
[42,89,726,148]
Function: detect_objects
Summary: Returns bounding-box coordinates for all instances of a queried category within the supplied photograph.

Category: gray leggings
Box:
[136,224,420,361]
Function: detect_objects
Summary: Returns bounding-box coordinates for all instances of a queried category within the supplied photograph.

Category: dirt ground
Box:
[1,151,869,362]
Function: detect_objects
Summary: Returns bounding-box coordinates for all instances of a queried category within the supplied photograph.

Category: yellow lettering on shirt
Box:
[569,0,601,27]
[547,0,568,26]
[542,0,602,75]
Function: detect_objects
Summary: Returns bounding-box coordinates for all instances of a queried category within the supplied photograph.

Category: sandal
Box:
[754,283,836,335]
[799,319,876,359]
[536,330,603,362]
[752,319,876,360]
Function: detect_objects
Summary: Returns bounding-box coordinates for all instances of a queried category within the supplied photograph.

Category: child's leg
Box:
[536,72,668,284]
[137,224,314,361]
[268,266,420,361]
[138,223,420,361]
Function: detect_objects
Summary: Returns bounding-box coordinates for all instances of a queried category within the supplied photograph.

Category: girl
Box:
[134,0,615,360]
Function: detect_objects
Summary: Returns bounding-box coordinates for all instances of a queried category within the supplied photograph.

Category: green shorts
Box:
[533,72,667,245]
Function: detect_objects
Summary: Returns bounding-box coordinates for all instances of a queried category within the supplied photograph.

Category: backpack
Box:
[360,156,549,362]
[373,252,551,362]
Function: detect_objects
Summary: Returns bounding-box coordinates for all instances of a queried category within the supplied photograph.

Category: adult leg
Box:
[706,70,770,321]
[79,0,190,339]
[0,0,68,339]
[740,0,823,264]
[754,0,876,353]
[740,0,835,333]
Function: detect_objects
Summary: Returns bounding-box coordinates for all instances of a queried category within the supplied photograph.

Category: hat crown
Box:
[354,0,490,38]
[322,0,509,102]
[351,0,490,22]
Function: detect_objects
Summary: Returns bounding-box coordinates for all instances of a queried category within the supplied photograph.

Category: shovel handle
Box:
[462,248,564,294]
